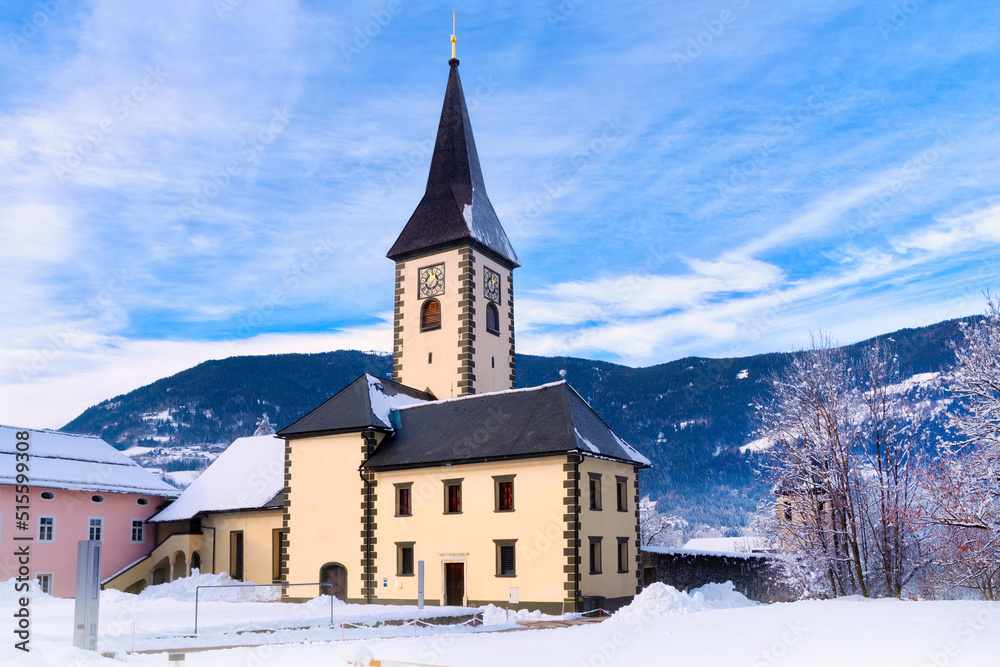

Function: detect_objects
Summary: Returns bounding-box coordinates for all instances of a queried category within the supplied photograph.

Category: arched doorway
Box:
[171,550,187,581]
[191,551,202,572]
[319,563,347,601]
[150,556,170,585]
[125,579,147,595]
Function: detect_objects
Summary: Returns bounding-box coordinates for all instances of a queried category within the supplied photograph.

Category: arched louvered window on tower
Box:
[421,299,441,331]
[486,302,500,335]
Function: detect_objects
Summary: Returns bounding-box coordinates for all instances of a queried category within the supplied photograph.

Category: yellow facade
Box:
[578,456,642,603]
[282,431,383,602]
[394,246,514,399]
[205,509,282,585]
[103,508,282,594]
[373,457,568,608]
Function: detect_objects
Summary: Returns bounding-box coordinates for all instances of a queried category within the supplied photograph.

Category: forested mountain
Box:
[61,317,970,530]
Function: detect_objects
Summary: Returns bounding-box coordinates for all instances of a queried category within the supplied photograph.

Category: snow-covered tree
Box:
[757,333,924,598]
[253,413,276,436]
[639,496,688,547]
[923,296,1000,599]
[854,341,924,597]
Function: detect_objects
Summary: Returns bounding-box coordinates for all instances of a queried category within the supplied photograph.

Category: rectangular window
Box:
[498,481,513,510]
[617,537,629,573]
[35,573,53,595]
[88,518,103,542]
[396,483,413,517]
[589,536,603,574]
[130,519,145,543]
[272,529,282,582]
[493,475,515,512]
[495,540,517,577]
[230,531,244,581]
[38,516,55,542]
[443,478,463,514]
[616,476,628,512]
[397,542,415,576]
[589,473,602,511]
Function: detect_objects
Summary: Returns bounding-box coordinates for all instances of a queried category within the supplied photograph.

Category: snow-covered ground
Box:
[2,576,998,666]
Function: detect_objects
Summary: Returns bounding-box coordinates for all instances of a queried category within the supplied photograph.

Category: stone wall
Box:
[640,548,796,603]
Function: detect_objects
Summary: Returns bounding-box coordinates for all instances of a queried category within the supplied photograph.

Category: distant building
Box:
[104,435,283,592]
[0,425,177,598]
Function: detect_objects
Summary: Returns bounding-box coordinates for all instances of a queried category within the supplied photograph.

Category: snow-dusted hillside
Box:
[62,318,971,521]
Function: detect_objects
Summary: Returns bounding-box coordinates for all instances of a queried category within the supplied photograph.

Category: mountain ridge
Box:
[61,317,971,528]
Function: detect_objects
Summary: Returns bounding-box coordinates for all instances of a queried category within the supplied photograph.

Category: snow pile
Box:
[0,578,54,604]
[480,604,549,625]
[609,581,756,624]
[102,571,281,604]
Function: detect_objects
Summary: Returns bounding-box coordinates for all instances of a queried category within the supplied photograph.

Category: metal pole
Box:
[330,590,334,626]
[417,560,424,609]
[194,587,199,635]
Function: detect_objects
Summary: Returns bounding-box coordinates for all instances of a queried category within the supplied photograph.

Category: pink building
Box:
[0,425,178,598]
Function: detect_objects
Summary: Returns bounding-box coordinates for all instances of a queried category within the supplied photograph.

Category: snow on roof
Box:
[149,435,284,522]
[610,429,651,466]
[0,425,178,496]
[366,373,428,429]
[681,537,768,553]
[642,545,769,560]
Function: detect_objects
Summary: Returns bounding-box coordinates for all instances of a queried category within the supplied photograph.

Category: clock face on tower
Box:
[418,263,446,298]
[483,267,501,304]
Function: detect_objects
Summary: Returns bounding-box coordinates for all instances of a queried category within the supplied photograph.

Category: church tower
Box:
[387,55,518,398]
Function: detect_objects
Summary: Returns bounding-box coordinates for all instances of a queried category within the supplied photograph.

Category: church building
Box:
[276,54,650,613]
[108,51,650,614]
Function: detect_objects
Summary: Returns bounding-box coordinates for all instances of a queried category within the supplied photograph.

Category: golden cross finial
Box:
[451,10,457,60]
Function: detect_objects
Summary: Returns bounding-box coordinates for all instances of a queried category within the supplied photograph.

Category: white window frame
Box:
[38,515,56,542]
[130,519,145,543]
[35,573,53,594]
[88,517,104,542]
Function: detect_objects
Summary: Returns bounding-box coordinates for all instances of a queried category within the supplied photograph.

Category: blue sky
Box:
[2,0,999,428]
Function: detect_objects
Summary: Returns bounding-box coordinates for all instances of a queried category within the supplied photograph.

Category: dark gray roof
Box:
[277,374,433,438]
[363,381,650,470]
[386,59,519,268]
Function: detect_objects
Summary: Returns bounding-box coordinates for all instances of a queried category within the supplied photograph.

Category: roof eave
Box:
[387,236,519,269]
[279,425,393,440]
[363,447,646,472]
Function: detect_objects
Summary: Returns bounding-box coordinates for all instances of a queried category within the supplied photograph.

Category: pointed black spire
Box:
[387,59,519,267]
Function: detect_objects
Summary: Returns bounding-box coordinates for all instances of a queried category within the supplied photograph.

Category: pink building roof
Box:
[0,425,178,496]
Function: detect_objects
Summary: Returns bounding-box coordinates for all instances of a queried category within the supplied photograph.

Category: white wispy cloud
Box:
[2,0,1000,427]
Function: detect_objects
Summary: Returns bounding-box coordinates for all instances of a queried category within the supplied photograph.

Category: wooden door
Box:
[445,563,464,606]
[321,563,347,601]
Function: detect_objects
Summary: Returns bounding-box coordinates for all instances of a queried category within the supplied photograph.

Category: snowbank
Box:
[609,581,756,624]
[480,604,548,625]
[0,578,54,604]
[102,570,281,604]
